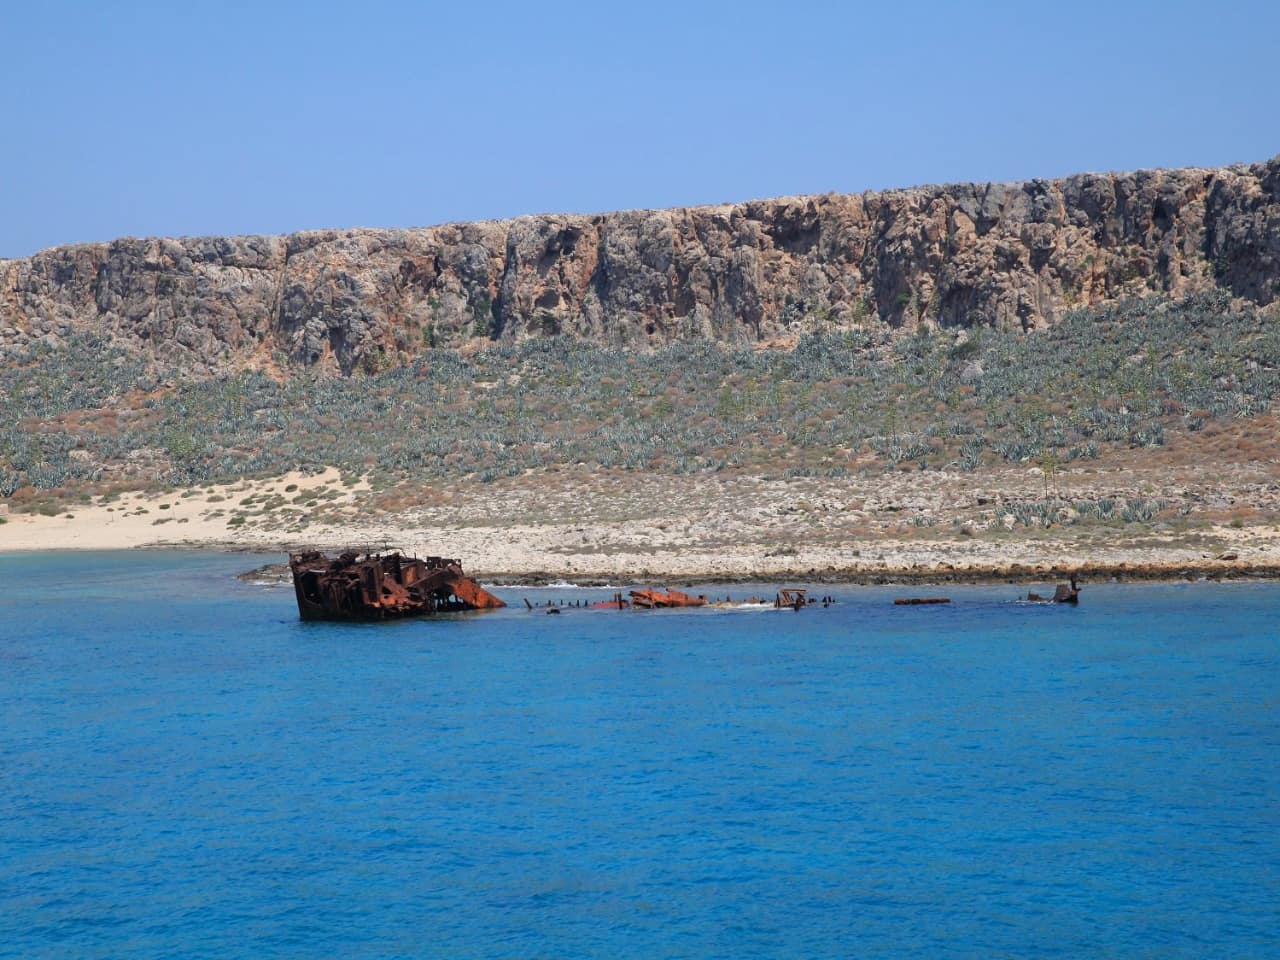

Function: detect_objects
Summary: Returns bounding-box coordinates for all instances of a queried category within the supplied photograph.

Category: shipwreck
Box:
[629,588,708,609]
[289,550,505,622]
[1027,573,1081,605]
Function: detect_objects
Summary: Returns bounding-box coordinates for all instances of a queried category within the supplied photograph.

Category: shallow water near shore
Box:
[1,551,1277,959]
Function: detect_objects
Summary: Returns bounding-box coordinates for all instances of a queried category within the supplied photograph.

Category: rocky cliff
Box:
[2,157,1277,374]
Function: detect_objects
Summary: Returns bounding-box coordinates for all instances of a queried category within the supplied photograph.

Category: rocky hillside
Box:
[2,157,1276,375]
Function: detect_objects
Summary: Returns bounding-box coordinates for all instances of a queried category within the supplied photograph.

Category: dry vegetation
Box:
[2,293,1279,576]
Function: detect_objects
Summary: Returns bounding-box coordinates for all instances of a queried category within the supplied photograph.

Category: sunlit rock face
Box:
[2,157,1276,374]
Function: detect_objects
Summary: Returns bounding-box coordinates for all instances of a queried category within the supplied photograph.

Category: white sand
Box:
[4,463,1278,580]
[0,468,360,551]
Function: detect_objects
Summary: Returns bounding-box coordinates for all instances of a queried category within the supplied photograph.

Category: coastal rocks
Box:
[0,234,284,372]
[1,157,1277,375]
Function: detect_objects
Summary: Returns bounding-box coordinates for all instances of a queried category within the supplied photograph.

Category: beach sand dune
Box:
[4,457,1278,582]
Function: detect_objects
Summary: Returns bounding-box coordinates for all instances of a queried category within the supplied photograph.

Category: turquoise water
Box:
[1,551,1276,959]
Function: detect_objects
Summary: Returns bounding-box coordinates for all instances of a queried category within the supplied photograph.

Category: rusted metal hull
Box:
[776,588,808,610]
[589,592,630,610]
[289,550,505,622]
[1027,575,1081,605]
[629,588,707,609]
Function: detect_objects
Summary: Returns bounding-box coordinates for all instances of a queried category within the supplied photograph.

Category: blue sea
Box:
[1,551,1276,959]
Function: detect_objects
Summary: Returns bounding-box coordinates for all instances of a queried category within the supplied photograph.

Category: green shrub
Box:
[0,293,1275,491]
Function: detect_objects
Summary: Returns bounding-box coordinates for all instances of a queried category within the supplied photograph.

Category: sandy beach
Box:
[4,451,1279,584]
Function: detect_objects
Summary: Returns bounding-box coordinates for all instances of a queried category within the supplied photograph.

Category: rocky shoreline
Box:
[5,464,1278,589]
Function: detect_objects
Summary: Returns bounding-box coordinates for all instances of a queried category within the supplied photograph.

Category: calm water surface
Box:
[0,551,1276,958]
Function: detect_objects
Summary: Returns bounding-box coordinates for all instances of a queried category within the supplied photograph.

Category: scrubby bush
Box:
[1,293,1276,494]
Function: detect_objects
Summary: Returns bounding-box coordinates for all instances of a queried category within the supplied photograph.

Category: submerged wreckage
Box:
[1027,573,1081,605]
[289,550,505,622]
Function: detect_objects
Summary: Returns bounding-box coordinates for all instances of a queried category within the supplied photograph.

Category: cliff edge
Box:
[2,157,1277,374]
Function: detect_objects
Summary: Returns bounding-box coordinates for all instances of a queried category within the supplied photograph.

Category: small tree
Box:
[1038,450,1060,499]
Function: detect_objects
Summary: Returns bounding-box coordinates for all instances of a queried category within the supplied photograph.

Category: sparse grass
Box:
[0,294,1277,503]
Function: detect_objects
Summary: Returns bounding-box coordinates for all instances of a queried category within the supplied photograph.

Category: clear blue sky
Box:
[2,0,1275,256]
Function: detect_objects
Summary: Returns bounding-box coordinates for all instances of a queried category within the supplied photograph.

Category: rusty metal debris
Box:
[776,588,808,610]
[894,597,951,605]
[518,586,833,613]
[590,592,630,610]
[289,550,505,622]
[1027,573,1081,604]
[629,588,707,609]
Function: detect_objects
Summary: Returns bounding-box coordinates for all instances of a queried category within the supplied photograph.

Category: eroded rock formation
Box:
[2,157,1276,374]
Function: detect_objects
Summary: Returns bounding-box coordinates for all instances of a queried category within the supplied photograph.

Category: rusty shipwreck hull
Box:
[628,588,707,609]
[1027,573,1082,605]
[289,550,505,622]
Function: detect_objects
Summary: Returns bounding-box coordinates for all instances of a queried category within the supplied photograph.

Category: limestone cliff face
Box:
[2,157,1277,374]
